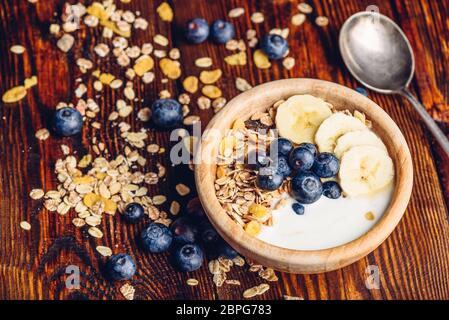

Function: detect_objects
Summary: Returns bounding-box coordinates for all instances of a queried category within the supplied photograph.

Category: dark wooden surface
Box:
[1,0,449,300]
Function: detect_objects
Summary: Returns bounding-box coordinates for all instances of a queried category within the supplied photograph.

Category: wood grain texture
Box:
[0,0,449,300]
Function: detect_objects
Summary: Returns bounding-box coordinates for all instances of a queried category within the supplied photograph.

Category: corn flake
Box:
[157,2,174,22]
[224,51,247,66]
[2,86,27,103]
[159,58,181,79]
[202,85,222,99]
[253,49,271,69]
[199,69,222,84]
[183,76,199,93]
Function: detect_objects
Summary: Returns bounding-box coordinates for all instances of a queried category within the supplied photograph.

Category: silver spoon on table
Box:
[339,11,449,156]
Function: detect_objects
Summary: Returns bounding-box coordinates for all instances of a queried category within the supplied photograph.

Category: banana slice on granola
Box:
[275,94,332,144]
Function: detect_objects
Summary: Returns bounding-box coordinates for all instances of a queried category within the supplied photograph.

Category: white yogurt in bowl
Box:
[257,183,394,250]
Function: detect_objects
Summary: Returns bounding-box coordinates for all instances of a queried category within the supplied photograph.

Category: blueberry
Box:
[199,220,220,246]
[312,152,340,178]
[260,34,289,60]
[185,18,209,44]
[106,253,136,281]
[322,181,342,199]
[186,197,206,221]
[53,107,83,137]
[298,143,318,158]
[256,166,284,191]
[291,171,322,204]
[170,217,197,245]
[123,202,144,223]
[210,19,235,43]
[272,156,292,178]
[247,149,270,170]
[271,138,293,157]
[140,223,173,253]
[172,243,204,272]
[292,202,305,215]
[289,147,315,171]
[355,87,368,97]
[217,239,238,259]
[151,99,183,129]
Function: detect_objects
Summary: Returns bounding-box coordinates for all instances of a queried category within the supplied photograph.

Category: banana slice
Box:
[339,145,394,196]
[275,94,332,144]
[315,112,367,152]
[334,130,387,159]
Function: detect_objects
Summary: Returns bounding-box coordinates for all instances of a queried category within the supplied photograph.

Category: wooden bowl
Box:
[194,79,413,274]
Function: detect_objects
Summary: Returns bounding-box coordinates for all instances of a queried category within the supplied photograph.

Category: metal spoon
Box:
[339,11,449,156]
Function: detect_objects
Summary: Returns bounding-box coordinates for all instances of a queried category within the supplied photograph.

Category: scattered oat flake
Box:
[88,227,103,238]
[195,57,213,68]
[20,221,31,231]
[29,188,44,200]
[229,7,244,18]
[2,85,27,103]
[235,77,252,92]
[187,278,199,286]
[199,69,222,84]
[251,12,264,23]
[154,34,169,46]
[292,13,306,26]
[120,283,135,300]
[24,76,38,89]
[153,195,167,205]
[284,295,304,300]
[96,245,113,257]
[176,183,190,196]
[35,128,50,141]
[170,201,180,215]
[316,16,329,27]
[298,2,313,14]
[283,57,295,70]
[10,45,25,54]
[157,2,174,22]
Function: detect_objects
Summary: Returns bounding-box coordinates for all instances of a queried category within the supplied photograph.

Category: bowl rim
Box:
[194,78,413,273]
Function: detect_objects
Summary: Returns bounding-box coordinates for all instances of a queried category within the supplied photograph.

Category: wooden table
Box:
[1,0,449,300]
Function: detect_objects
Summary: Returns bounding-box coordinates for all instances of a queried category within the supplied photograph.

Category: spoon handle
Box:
[400,88,449,157]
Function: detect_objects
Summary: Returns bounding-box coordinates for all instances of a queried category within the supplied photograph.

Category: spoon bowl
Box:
[339,11,449,156]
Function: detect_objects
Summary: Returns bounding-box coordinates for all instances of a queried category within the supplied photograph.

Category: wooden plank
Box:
[0,0,448,299]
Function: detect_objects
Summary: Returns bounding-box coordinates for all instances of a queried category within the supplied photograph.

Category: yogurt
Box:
[257,183,394,250]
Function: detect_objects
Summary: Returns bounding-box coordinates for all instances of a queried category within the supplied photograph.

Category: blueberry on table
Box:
[289,146,315,171]
[185,18,210,44]
[260,34,289,60]
[172,243,204,272]
[140,223,173,253]
[123,202,144,223]
[291,171,323,204]
[217,239,238,259]
[151,99,183,129]
[199,220,220,246]
[170,217,198,245]
[272,156,292,178]
[298,142,318,158]
[322,181,342,199]
[106,253,136,281]
[270,138,293,157]
[312,152,340,178]
[256,166,284,191]
[210,19,235,43]
[292,202,305,215]
[53,107,83,137]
